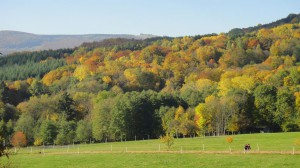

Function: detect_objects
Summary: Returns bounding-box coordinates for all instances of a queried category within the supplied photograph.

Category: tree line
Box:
[0,21,300,146]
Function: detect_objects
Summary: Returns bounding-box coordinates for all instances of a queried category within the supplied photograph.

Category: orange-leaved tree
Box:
[226,136,233,143]
[11,132,27,148]
[226,136,234,152]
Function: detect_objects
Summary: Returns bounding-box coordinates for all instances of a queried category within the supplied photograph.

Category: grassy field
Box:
[2,153,300,168]
[1,132,300,168]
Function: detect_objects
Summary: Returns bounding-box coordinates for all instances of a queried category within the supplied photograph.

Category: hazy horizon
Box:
[0,30,155,36]
[1,0,299,37]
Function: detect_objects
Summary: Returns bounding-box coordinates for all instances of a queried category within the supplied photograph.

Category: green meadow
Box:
[4,153,299,168]
[1,132,300,168]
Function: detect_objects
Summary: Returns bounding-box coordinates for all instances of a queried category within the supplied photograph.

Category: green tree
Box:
[180,79,217,107]
[0,120,6,139]
[111,91,180,140]
[15,115,35,143]
[6,119,14,138]
[288,67,300,86]
[0,101,17,125]
[58,92,77,121]
[76,120,92,143]
[55,118,76,145]
[92,98,114,141]
[0,82,9,104]
[17,94,58,120]
[159,106,177,135]
[29,79,49,96]
[40,120,57,144]
[254,85,278,130]
[275,88,296,131]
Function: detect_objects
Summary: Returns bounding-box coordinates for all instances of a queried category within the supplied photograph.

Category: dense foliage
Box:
[1,15,300,145]
[0,49,72,80]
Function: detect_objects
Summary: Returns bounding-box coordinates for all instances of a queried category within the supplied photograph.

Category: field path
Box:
[27,150,300,155]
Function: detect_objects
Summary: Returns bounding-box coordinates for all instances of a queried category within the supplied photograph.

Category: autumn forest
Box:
[1,14,300,146]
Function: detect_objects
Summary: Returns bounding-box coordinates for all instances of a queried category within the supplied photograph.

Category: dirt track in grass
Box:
[30,150,300,155]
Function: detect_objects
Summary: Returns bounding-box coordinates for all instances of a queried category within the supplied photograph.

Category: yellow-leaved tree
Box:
[73,65,90,81]
[195,103,206,136]
[231,75,256,93]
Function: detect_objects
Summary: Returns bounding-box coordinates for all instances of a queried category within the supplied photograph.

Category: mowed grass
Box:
[2,153,300,168]
[1,132,300,168]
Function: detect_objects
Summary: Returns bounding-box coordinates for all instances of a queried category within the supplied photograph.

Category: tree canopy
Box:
[1,19,300,145]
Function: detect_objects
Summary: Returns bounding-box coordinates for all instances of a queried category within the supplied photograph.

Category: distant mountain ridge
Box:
[1,13,299,55]
[0,31,156,55]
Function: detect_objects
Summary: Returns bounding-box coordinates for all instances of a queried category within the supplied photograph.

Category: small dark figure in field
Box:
[244,144,251,151]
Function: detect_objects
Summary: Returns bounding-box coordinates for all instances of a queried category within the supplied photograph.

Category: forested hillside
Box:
[0,15,300,146]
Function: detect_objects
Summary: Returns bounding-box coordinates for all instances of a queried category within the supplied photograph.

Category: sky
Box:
[1,0,300,37]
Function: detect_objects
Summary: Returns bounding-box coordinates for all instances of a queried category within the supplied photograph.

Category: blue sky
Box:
[1,0,299,36]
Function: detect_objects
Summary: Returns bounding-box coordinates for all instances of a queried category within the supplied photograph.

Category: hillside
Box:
[0,30,156,55]
[0,14,300,147]
[228,13,300,38]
